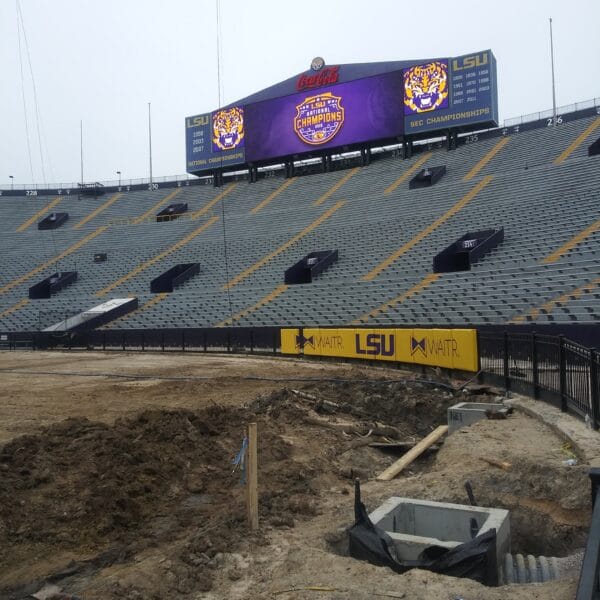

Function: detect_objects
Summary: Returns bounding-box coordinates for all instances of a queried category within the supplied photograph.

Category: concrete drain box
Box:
[448,402,509,434]
[369,497,510,574]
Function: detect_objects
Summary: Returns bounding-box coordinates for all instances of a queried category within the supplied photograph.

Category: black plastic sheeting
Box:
[348,481,499,586]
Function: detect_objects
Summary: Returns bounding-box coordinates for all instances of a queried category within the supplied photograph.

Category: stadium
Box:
[1,3,600,599]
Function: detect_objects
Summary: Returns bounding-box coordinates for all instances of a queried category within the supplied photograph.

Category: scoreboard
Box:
[244,70,405,162]
[185,49,498,174]
[403,51,497,134]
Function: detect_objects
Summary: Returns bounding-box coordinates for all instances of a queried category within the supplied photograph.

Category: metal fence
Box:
[2,326,598,429]
[3,325,600,594]
[478,330,599,429]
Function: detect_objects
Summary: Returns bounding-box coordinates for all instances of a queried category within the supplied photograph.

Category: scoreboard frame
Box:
[185,49,499,176]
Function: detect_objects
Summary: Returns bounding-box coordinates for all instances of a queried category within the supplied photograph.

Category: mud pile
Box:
[253,378,461,435]
[0,402,331,596]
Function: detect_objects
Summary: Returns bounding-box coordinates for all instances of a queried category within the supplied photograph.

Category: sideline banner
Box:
[280,327,478,372]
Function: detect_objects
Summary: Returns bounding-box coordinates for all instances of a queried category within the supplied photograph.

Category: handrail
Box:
[576,468,600,600]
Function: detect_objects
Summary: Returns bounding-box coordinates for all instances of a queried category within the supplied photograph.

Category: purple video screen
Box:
[244,71,405,162]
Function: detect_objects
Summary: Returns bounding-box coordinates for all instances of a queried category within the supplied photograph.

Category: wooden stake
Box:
[246,422,259,530]
[376,425,449,481]
[479,456,512,471]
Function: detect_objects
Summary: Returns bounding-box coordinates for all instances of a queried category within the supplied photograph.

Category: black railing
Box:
[577,469,600,600]
[478,331,599,430]
[3,326,600,429]
[2,327,281,356]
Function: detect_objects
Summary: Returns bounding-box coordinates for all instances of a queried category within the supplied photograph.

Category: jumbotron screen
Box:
[185,50,498,173]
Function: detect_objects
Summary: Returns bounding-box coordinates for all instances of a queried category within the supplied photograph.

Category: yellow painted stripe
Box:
[352,274,440,324]
[313,168,359,206]
[217,284,289,327]
[133,189,182,225]
[189,183,237,220]
[542,218,600,264]
[510,276,600,323]
[16,197,62,232]
[251,178,296,214]
[73,193,123,230]
[0,298,30,319]
[384,152,432,196]
[463,137,510,181]
[554,117,600,165]
[224,200,345,290]
[363,175,494,281]
[96,216,219,297]
[0,225,107,297]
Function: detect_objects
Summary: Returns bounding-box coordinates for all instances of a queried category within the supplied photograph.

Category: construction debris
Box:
[376,425,449,481]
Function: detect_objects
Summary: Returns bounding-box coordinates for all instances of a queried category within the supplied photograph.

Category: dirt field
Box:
[0,351,591,599]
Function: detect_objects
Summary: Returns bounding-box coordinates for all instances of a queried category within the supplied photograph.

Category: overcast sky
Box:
[2,0,600,187]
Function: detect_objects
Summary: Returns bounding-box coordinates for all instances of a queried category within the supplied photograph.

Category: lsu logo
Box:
[452,52,488,71]
[212,107,245,151]
[294,92,344,145]
[186,114,209,128]
[403,61,449,115]
[355,333,395,357]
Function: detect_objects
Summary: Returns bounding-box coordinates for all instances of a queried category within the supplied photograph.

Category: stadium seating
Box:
[1,111,599,332]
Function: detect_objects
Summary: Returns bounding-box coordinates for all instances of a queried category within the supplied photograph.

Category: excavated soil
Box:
[0,351,593,599]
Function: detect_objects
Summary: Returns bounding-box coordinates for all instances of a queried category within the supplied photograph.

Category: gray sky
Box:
[2,0,600,186]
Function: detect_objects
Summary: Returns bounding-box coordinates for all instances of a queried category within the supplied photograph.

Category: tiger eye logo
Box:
[294,92,344,145]
[212,107,245,151]
[404,61,449,114]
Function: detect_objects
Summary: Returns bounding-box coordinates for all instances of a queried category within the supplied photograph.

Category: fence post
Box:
[475,329,482,383]
[203,330,207,353]
[532,332,539,399]
[122,332,125,351]
[590,349,599,430]
[141,331,145,352]
[250,329,254,354]
[227,329,231,353]
[103,331,106,352]
[558,335,567,412]
[503,331,510,393]
[161,331,165,352]
[591,467,600,508]
[273,330,278,355]
[68,333,72,351]
[182,330,185,352]
[32,333,37,351]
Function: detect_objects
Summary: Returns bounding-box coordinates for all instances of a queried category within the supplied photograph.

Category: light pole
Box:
[549,18,558,127]
[116,171,121,186]
[9,175,13,190]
